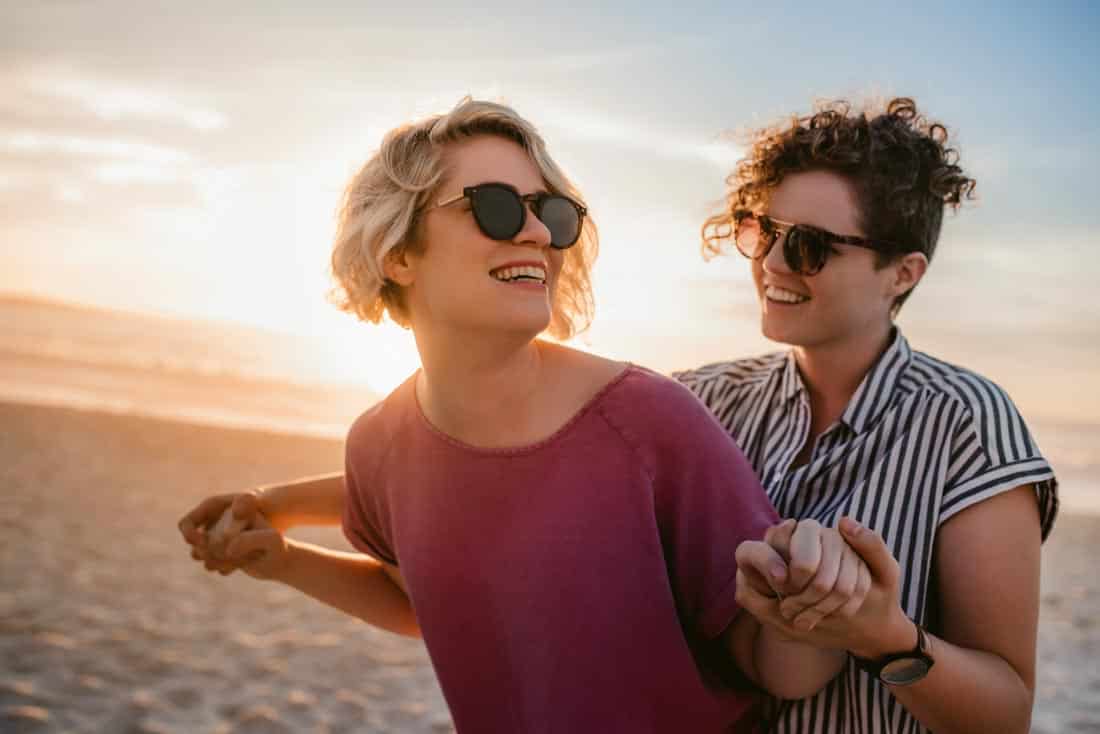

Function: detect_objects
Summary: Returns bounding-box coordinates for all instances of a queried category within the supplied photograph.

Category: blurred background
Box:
[3,1,1098,490]
[2,2,1097,732]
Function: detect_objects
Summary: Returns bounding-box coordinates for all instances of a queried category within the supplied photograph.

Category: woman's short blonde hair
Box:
[329,98,598,340]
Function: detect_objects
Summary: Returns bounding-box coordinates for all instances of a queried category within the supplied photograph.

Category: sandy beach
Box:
[1,400,1097,733]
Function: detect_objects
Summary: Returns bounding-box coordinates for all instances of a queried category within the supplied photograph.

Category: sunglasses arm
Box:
[435,192,465,208]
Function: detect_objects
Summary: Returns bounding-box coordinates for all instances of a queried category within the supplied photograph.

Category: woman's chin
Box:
[761,317,805,347]
[489,307,552,338]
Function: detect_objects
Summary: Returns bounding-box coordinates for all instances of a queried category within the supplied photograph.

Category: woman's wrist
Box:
[253,474,344,531]
[267,536,303,584]
[850,608,917,660]
[255,485,292,532]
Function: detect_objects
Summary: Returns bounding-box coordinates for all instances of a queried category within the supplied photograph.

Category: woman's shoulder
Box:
[544,341,625,375]
[908,350,1020,415]
[590,364,758,487]
[538,342,630,405]
[346,372,418,450]
[570,360,727,443]
[672,351,787,391]
[545,344,692,409]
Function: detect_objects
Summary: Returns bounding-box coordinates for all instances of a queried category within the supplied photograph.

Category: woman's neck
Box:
[413,324,549,446]
[793,322,894,434]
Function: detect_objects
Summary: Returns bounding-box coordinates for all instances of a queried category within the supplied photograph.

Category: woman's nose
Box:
[514,203,552,248]
[761,232,793,274]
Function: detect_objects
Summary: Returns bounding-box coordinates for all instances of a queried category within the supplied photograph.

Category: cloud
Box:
[4,131,192,165]
[533,105,743,168]
[93,162,184,185]
[0,63,232,218]
[29,72,227,132]
[3,65,227,132]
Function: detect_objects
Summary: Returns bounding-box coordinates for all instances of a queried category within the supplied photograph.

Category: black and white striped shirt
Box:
[675,329,1058,734]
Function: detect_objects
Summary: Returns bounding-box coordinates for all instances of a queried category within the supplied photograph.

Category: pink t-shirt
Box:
[343,366,779,733]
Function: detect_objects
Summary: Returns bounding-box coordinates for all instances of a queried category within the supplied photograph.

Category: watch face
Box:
[880,657,931,686]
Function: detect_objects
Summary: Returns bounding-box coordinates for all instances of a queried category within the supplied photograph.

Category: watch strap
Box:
[851,623,933,679]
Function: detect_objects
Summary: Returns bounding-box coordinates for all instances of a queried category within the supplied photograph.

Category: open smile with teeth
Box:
[490,265,547,285]
[765,285,810,304]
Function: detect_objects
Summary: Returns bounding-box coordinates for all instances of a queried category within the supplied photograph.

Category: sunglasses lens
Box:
[471,186,525,240]
[734,215,764,258]
[786,226,827,275]
[539,196,582,249]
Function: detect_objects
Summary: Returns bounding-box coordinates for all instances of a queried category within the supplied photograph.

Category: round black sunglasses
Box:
[436,182,587,250]
[732,210,904,276]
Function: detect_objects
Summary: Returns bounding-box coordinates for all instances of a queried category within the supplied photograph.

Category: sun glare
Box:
[300,314,422,395]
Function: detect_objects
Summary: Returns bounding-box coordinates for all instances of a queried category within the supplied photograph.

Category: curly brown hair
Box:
[702,97,977,312]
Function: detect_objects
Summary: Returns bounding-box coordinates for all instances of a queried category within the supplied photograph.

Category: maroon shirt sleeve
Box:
[341,402,399,566]
[605,370,779,640]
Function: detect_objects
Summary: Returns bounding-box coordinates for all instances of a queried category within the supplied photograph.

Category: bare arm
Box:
[730,522,869,699]
[856,485,1041,734]
[179,472,346,554]
[768,487,1041,733]
[726,604,847,700]
[257,472,346,530]
[229,525,420,638]
[278,542,419,637]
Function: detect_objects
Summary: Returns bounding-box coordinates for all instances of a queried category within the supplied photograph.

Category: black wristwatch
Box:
[851,623,935,686]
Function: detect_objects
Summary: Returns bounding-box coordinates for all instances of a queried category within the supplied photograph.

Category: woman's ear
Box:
[383,246,417,287]
[889,251,928,299]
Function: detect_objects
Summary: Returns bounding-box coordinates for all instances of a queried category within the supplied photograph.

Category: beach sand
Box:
[1,401,1096,733]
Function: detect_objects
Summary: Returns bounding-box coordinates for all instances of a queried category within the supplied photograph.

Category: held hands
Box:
[177,492,291,580]
[735,517,906,653]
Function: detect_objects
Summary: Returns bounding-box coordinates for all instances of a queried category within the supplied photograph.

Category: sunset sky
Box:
[2,2,1098,421]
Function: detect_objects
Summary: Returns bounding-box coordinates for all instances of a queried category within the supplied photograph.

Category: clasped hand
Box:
[735,517,904,654]
[178,492,289,580]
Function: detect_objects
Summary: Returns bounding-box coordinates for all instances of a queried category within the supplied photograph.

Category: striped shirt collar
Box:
[778,328,914,435]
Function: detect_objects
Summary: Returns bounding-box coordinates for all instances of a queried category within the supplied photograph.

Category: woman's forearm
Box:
[727,612,846,700]
[864,487,1040,734]
[258,472,346,529]
[273,538,420,638]
[754,625,846,700]
[870,618,1033,734]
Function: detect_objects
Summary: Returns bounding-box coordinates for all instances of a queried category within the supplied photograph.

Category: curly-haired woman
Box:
[679,97,1058,733]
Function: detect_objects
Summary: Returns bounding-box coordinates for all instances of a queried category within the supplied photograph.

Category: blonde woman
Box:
[180,100,870,732]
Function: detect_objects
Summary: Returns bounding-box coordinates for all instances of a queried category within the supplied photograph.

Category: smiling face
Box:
[754,170,905,352]
[391,134,564,340]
